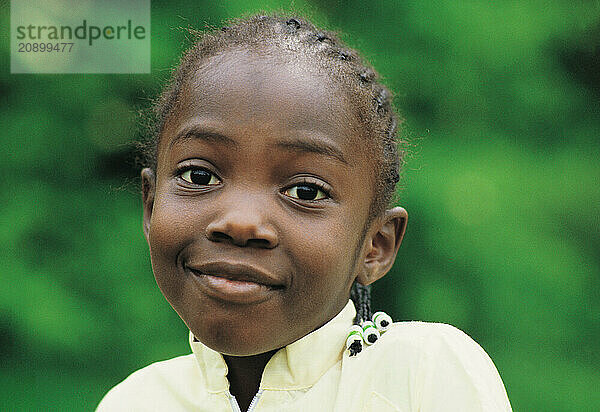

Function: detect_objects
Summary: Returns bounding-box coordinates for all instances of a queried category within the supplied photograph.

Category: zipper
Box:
[228,389,263,412]
[247,389,263,412]
[228,393,241,412]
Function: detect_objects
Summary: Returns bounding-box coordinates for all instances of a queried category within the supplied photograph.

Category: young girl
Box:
[97,12,512,412]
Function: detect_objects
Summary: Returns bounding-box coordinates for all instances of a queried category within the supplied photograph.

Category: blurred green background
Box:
[1,1,599,410]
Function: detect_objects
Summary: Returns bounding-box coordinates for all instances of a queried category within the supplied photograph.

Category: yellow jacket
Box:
[97,300,512,411]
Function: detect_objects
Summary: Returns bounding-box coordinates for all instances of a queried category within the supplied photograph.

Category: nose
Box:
[205,195,279,249]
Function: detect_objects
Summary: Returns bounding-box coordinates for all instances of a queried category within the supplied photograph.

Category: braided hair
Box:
[137,11,407,329]
[350,283,372,325]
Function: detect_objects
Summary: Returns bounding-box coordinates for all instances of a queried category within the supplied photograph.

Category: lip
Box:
[186,261,285,304]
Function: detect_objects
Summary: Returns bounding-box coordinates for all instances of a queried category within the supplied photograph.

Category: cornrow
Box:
[138,11,407,331]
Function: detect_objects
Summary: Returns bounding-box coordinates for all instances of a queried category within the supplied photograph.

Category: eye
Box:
[180,168,220,186]
[284,184,328,201]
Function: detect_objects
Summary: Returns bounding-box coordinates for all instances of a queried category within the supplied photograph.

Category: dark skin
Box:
[141,47,407,411]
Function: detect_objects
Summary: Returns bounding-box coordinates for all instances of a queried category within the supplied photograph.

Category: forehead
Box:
[160,47,370,157]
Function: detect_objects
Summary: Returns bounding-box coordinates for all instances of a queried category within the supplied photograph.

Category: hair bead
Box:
[346,310,393,356]
[337,50,350,60]
[315,32,329,42]
[375,88,390,113]
[388,117,398,139]
[346,325,365,356]
[286,18,301,30]
[359,69,375,83]
[372,311,393,332]
[361,320,381,344]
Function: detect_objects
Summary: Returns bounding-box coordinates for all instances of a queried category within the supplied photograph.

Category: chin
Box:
[178,297,294,356]
[194,326,282,356]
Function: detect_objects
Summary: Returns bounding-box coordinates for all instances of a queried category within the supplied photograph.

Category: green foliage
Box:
[1,1,598,410]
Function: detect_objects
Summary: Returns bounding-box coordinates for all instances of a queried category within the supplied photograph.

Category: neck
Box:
[223,350,278,411]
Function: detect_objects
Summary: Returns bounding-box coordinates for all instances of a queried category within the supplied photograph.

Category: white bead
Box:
[346,325,365,356]
[372,311,393,332]
[361,321,380,345]
[345,325,364,349]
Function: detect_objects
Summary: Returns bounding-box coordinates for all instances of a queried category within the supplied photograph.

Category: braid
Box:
[350,283,372,325]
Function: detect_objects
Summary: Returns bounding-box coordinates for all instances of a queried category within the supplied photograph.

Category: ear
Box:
[356,206,408,286]
[141,168,156,246]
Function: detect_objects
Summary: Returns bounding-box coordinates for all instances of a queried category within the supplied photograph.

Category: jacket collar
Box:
[189,299,356,392]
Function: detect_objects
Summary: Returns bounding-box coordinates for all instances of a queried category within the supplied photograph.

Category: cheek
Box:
[147,194,202,294]
[300,233,355,273]
[148,188,212,248]
[287,215,362,300]
[149,196,186,254]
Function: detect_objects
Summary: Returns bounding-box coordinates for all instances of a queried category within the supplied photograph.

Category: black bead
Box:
[375,88,389,113]
[286,18,301,30]
[349,340,362,356]
[388,117,398,138]
[316,32,329,42]
[359,70,374,83]
[367,334,378,343]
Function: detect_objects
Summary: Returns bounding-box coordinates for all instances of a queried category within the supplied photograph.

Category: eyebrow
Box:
[169,126,239,149]
[274,137,349,166]
[169,125,348,166]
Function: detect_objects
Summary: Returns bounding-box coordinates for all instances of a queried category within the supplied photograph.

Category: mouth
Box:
[185,261,284,304]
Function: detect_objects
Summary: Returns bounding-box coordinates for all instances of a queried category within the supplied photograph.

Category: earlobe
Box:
[357,206,408,286]
[141,168,156,243]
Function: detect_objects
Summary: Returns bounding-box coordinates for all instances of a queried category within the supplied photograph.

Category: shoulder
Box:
[378,321,492,357]
[96,354,203,411]
[360,322,512,411]
[361,321,485,363]
[367,321,498,366]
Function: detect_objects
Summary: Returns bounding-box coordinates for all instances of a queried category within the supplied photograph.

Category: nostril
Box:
[209,231,233,242]
[205,218,278,248]
[247,238,272,248]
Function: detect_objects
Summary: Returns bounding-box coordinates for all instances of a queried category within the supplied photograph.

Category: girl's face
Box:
[143,48,390,356]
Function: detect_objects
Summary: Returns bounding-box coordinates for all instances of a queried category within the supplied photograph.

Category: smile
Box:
[185,262,285,304]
